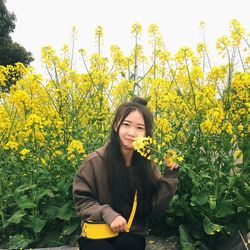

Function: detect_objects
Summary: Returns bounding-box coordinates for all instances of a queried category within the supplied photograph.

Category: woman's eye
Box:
[138,127,144,130]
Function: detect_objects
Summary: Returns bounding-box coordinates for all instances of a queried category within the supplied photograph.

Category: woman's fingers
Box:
[169,162,179,170]
[110,215,127,232]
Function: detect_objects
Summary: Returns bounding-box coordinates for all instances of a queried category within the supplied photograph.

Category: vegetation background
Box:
[0,0,249,249]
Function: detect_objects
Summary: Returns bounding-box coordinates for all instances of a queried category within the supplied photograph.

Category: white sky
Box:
[5,0,250,73]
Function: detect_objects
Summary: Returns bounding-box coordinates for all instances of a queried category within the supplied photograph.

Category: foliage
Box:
[0,20,249,249]
[0,0,33,91]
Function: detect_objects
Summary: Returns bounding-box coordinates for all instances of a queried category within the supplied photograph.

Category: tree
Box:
[0,0,33,66]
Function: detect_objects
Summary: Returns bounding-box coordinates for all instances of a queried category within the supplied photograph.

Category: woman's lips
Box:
[125,138,134,143]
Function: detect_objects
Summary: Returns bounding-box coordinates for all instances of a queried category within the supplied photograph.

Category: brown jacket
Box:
[72,145,179,236]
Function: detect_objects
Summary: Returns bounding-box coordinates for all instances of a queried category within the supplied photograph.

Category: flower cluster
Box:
[132,136,183,167]
[67,140,85,160]
[132,136,154,158]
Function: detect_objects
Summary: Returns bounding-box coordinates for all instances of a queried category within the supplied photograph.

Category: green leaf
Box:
[57,201,75,221]
[2,221,10,229]
[31,217,46,233]
[7,211,25,224]
[17,196,37,209]
[19,201,37,209]
[227,176,237,186]
[199,158,208,165]
[57,180,70,195]
[8,234,32,249]
[208,195,217,209]
[45,205,60,218]
[203,215,223,235]
[235,193,250,207]
[62,223,79,235]
[191,193,207,206]
[14,184,37,194]
[215,200,235,218]
[35,188,54,202]
[179,224,195,250]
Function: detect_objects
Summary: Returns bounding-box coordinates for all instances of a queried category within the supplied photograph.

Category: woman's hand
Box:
[110,215,128,233]
[166,151,180,171]
[166,159,179,171]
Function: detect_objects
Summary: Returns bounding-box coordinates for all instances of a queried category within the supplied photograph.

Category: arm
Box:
[72,156,120,225]
[151,163,179,218]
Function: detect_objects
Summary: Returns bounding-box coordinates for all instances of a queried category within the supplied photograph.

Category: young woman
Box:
[73,97,180,250]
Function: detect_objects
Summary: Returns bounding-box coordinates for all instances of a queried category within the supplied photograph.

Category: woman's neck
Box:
[120,147,134,167]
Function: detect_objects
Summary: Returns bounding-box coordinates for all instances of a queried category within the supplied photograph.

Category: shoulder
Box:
[85,145,107,162]
[78,145,107,173]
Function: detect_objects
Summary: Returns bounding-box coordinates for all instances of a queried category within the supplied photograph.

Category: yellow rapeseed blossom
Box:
[175,46,195,63]
[0,65,7,86]
[110,45,126,67]
[133,136,152,151]
[206,65,227,84]
[131,22,142,36]
[132,136,153,159]
[41,45,59,68]
[196,42,208,54]
[20,148,30,160]
[67,140,84,155]
[95,26,104,38]
[26,114,43,126]
[216,35,230,56]
[148,24,163,48]
[229,19,245,46]
[4,141,19,150]
[233,149,243,164]
[132,136,183,167]
[20,148,30,155]
[201,106,225,134]
[199,21,206,29]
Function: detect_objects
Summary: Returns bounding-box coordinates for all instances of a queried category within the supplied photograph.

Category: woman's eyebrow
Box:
[123,119,145,127]
[137,123,145,127]
[123,119,132,123]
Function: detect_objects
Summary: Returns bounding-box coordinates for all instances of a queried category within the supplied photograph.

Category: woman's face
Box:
[117,110,146,151]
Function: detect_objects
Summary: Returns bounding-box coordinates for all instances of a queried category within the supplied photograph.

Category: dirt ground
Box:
[146,234,180,250]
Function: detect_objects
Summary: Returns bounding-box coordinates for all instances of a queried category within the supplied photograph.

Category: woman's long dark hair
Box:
[105,97,159,219]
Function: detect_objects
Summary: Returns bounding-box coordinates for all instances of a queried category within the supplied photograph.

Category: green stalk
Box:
[70,30,75,70]
[184,56,197,114]
[166,60,196,117]
[0,177,5,225]
[134,32,138,83]
[237,47,246,72]
[201,28,211,70]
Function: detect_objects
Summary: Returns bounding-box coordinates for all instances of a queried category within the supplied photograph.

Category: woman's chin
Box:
[121,143,133,150]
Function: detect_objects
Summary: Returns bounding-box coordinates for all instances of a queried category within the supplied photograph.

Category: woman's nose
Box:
[128,128,136,137]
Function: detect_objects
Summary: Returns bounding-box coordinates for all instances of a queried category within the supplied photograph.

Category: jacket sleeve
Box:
[151,164,179,218]
[72,157,120,225]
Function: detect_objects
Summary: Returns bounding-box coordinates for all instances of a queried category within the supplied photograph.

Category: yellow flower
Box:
[237,124,244,131]
[131,22,142,36]
[4,141,19,150]
[166,149,184,167]
[132,137,183,167]
[67,140,84,155]
[132,136,152,151]
[233,149,243,163]
[20,148,30,156]
[95,26,104,38]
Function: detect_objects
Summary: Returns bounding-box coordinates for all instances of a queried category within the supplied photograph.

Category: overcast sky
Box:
[5,0,250,73]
